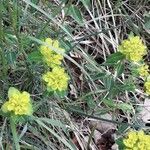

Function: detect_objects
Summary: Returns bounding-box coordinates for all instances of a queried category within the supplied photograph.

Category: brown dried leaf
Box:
[140,98,150,124]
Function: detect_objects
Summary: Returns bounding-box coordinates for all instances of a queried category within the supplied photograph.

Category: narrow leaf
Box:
[67,5,83,25]
[28,51,42,62]
[104,52,125,65]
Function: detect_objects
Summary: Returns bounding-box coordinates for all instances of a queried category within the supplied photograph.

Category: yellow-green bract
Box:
[123,130,150,150]
[42,67,70,92]
[40,38,65,68]
[1,87,33,115]
[118,36,147,62]
[137,64,149,77]
[144,80,150,95]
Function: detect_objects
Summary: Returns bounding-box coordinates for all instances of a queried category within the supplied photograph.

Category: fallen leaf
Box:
[139,98,150,124]
[89,114,117,133]
[89,114,117,150]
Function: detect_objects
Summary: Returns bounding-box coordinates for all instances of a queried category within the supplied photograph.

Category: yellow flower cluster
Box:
[40,38,65,68]
[138,64,149,77]
[123,130,150,150]
[40,37,69,92]
[144,80,150,95]
[119,36,147,62]
[1,87,33,115]
[137,63,150,95]
[42,67,69,91]
[119,35,150,95]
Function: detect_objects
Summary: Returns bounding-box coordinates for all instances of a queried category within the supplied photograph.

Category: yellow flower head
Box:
[138,64,149,77]
[119,36,147,62]
[40,38,65,68]
[42,67,70,91]
[123,130,150,150]
[144,80,150,95]
[1,87,33,116]
[123,131,138,148]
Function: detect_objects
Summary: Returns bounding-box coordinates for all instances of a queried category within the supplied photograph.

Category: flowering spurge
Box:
[123,130,150,150]
[40,38,65,68]
[137,64,149,78]
[119,36,147,62]
[1,87,33,116]
[42,67,70,92]
[144,80,150,95]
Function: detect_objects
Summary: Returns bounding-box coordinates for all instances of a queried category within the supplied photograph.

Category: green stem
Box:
[65,106,133,126]
[0,2,6,99]
[6,0,23,53]
[10,117,20,150]
[0,1,3,42]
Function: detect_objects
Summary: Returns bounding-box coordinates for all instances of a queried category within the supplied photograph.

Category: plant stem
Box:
[10,117,20,150]
[0,1,7,99]
[0,0,3,42]
[66,106,133,126]
[6,0,24,54]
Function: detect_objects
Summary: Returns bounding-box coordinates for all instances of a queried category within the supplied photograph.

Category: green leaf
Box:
[92,72,106,81]
[85,96,96,109]
[31,0,39,4]
[116,83,135,92]
[130,64,139,77]
[145,20,150,29]
[28,51,43,62]
[67,5,83,25]
[103,99,116,108]
[103,75,114,91]
[66,105,84,114]
[5,51,17,68]
[104,52,125,65]
[38,118,67,130]
[80,0,91,8]
[118,103,133,112]
[60,40,72,52]
[144,15,150,29]
[116,62,125,77]
[54,90,67,99]
[60,0,69,3]
[117,124,129,134]
[47,87,54,93]
[116,138,125,150]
